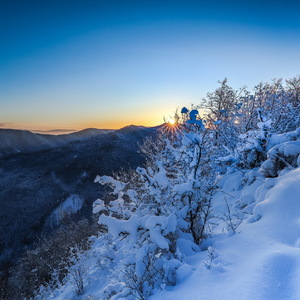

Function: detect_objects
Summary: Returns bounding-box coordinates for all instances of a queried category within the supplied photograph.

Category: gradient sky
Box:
[1,0,300,132]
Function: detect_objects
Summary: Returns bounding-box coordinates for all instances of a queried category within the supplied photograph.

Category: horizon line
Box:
[0,124,162,135]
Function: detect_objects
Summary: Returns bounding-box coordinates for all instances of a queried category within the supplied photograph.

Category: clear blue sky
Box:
[1,0,300,131]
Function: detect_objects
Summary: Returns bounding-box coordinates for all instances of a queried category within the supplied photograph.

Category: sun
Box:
[160,118,181,137]
[168,119,176,125]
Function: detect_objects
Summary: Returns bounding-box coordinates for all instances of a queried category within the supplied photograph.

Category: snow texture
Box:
[152,168,300,300]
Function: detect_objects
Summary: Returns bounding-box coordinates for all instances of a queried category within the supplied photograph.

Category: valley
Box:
[0,125,157,268]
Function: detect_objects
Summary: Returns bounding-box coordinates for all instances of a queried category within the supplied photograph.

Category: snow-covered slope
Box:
[152,167,300,300]
[0,128,112,157]
[41,132,300,300]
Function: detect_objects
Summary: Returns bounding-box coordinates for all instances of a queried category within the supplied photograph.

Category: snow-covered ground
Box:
[152,167,300,300]
[41,131,300,300]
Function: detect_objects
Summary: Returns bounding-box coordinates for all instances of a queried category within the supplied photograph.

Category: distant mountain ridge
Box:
[0,128,113,158]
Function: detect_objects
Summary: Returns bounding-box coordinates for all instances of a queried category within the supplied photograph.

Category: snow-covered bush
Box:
[236,118,272,168]
[260,129,300,177]
[234,77,300,135]
[200,76,300,170]
[253,78,300,134]
[91,114,221,298]
[200,78,246,153]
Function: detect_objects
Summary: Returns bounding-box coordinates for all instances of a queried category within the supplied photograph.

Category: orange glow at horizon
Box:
[1,97,185,133]
[1,114,167,134]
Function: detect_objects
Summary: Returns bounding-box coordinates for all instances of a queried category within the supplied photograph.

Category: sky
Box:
[1,0,300,132]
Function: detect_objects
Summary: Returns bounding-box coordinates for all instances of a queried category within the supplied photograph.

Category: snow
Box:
[269,140,300,158]
[151,167,300,300]
[260,139,300,177]
[45,194,84,229]
[181,107,189,114]
[149,226,169,249]
[153,161,170,189]
[99,214,140,243]
[41,125,300,300]
[189,110,199,121]
[94,175,126,194]
[175,264,193,283]
[47,167,300,300]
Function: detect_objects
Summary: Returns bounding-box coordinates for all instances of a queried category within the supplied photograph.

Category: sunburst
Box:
[160,119,182,137]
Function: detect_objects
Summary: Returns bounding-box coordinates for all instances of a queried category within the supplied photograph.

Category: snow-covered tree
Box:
[90,111,223,298]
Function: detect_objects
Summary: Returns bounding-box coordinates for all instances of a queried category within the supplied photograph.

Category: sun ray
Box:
[160,119,182,138]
